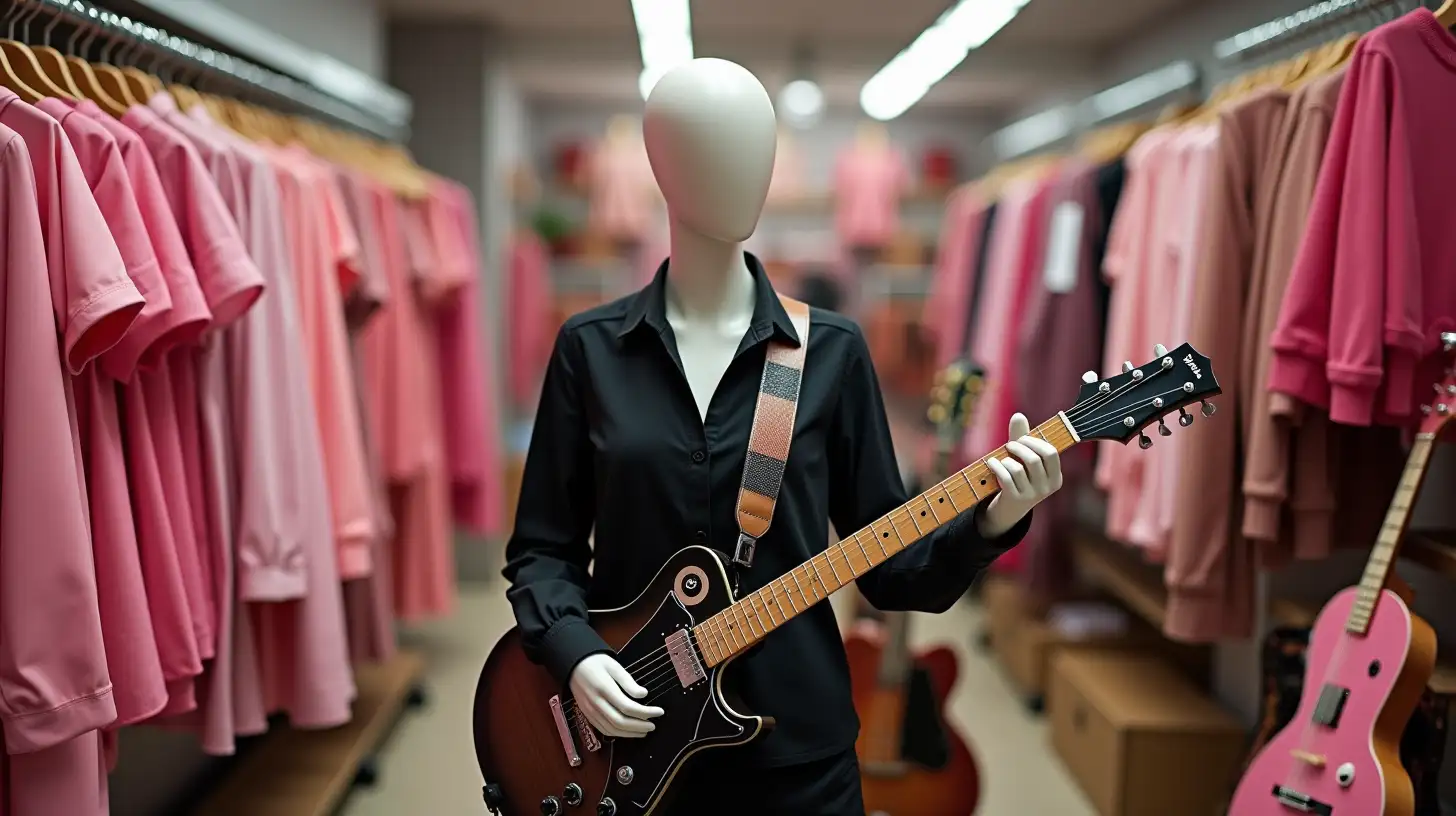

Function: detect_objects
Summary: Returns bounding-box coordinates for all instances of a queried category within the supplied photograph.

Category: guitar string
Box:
[562,384,1195,724]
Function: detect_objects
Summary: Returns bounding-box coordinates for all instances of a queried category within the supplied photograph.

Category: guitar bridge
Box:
[666,629,706,688]
[1271,785,1333,815]
[548,695,582,767]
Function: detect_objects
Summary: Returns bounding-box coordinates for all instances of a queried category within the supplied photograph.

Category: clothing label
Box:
[1043,201,1085,294]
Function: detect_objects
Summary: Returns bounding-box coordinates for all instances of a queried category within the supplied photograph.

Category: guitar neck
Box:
[693,414,1079,667]
[1346,432,1437,635]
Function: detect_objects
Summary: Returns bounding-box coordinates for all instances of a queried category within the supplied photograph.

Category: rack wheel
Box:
[353,757,380,788]
[1026,695,1045,715]
[406,684,429,709]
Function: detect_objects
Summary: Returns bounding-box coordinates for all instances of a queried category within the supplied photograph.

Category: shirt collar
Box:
[618,251,802,347]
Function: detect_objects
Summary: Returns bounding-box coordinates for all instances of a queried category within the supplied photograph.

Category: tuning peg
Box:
[1446,385,1456,396]
[1423,404,1435,415]
[1122,361,1134,373]
[1082,370,1098,384]
[1138,433,1153,450]
[1157,419,1172,437]
[1201,400,1217,418]
[1178,408,1194,427]
[1154,343,1168,357]
[1442,331,1456,351]
[927,405,947,424]
[1440,404,1450,416]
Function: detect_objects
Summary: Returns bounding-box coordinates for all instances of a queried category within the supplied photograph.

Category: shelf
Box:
[1071,532,1168,630]
[193,650,426,816]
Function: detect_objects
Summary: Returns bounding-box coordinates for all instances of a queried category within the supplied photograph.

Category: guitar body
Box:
[1229,588,1436,816]
[845,622,980,816]
[473,546,766,816]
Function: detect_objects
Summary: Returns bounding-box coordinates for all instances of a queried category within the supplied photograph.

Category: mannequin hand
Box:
[569,654,664,738]
[979,413,1063,538]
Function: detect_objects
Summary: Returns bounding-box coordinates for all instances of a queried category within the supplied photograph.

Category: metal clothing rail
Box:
[1212,0,1406,60]
[24,0,410,140]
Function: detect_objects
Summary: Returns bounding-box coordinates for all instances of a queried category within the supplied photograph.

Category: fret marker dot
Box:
[882,532,889,538]
[938,498,944,503]
[920,511,926,516]
[980,480,987,486]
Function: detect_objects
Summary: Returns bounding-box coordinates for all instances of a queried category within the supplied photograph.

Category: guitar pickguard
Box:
[589,589,754,814]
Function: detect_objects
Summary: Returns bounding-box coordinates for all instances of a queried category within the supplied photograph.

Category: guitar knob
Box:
[1138,433,1153,450]
[563,783,584,806]
[1153,343,1168,357]
[1122,361,1134,373]
[1157,420,1172,437]
[1178,408,1194,427]
[541,796,563,815]
[1082,370,1098,384]
[597,798,618,816]
[1201,400,1216,418]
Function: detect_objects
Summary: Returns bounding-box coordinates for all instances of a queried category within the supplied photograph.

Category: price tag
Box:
[1042,201,1085,294]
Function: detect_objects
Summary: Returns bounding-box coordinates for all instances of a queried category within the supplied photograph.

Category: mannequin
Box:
[505,58,1061,815]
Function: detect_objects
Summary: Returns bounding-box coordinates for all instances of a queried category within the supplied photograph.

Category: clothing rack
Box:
[990,60,1201,160]
[20,0,410,140]
[1212,0,1409,60]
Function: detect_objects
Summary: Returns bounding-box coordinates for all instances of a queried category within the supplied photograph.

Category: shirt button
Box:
[694,530,708,544]
[691,450,706,463]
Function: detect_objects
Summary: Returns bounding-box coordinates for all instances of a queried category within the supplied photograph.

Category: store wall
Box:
[211,0,386,78]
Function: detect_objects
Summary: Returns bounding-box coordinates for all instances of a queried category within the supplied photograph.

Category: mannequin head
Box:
[643,58,776,243]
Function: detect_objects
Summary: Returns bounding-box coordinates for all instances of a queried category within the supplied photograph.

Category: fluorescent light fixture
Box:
[778,79,825,128]
[1082,60,1197,121]
[860,0,1031,121]
[632,0,695,99]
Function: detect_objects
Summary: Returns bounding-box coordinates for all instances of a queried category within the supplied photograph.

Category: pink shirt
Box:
[0,121,117,754]
[834,145,910,248]
[926,186,988,370]
[586,138,656,242]
[506,231,554,409]
[36,98,170,728]
[1271,8,1456,426]
[267,147,376,579]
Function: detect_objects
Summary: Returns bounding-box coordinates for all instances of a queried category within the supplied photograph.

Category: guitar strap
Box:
[732,294,812,572]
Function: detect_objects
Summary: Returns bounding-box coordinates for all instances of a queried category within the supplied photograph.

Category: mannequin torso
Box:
[643,58,778,420]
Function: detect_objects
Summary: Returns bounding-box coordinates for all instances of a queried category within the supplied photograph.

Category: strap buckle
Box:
[732,532,758,569]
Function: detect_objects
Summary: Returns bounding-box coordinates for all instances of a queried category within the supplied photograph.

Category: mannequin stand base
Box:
[192,650,426,816]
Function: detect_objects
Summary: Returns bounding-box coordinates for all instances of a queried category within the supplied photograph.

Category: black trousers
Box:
[659,749,866,816]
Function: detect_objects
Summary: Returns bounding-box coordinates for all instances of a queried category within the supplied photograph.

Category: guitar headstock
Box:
[1064,343,1221,447]
[927,357,985,453]
[1417,332,1456,433]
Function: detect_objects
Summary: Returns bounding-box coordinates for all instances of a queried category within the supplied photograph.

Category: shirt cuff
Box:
[1268,351,1329,410]
[3,685,117,754]
[966,505,1032,563]
[239,563,308,602]
[540,619,614,686]
[1328,381,1377,426]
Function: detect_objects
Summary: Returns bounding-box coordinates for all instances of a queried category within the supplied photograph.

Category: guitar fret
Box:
[786,574,804,611]
[960,469,981,501]
[852,533,873,569]
[825,552,845,584]
[907,505,924,535]
[808,560,827,596]
[760,592,779,626]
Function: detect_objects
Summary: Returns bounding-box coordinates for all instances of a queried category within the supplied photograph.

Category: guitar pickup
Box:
[666,629,706,688]
[548,694,582,767]
[1271,785,1333,815]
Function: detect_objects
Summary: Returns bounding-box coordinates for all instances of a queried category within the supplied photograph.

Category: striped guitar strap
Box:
[732,295,812,573]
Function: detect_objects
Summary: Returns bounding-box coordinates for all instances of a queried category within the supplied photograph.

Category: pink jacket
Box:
[1270,8,1456,426]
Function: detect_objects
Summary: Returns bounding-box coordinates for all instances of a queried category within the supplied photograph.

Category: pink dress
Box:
[0,93,144,816]
[833,145,910,248]
[433,180,504,536]
[34,99,169,731]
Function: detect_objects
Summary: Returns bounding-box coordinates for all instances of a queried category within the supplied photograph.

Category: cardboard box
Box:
[980,575,1027,658]
[1049,651,1244,816]
[1003,616,1211,700]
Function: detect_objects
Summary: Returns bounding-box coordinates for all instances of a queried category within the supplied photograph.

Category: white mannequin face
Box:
[643,59,777,243]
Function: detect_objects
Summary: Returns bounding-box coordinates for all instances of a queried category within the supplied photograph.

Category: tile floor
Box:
[342,577,1095,816]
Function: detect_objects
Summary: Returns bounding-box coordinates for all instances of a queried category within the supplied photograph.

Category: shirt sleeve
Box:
[178,151,265,329]
[0,137,117,753]
[320,174,363,297]
[502,325,612,685]
[828,325,1029,613]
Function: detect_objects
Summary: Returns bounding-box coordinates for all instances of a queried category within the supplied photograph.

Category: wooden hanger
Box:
[0,40,74,100]
[93,63,139,107]
[67,56,126,115]
[120,66,155,104]
[1436,0,1456,28]
[33,45,82,99]
[0,45,42,102]
[169,83,201,111]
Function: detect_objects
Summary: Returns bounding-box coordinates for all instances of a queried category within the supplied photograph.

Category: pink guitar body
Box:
[1229,587,1436,816]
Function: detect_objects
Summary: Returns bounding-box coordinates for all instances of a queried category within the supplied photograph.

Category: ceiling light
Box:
[860,0,1031,121]
[632,0,695,99]
[778,79,825,128]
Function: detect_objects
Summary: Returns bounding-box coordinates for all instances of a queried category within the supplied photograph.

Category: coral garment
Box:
[925,186,988,370]
[833,145,909,248]
[507,230,554,409]
[1271,8,1456,426]
[585,138,656,242]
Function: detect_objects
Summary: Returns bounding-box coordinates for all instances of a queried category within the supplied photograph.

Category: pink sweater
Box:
[1270,8,1456,426]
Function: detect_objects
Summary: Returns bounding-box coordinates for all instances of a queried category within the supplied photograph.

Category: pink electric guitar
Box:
[1227,333,1456,816]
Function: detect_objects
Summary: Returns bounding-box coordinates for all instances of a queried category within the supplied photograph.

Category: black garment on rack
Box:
[958,201,1000,358]
[1090,156,1127,322]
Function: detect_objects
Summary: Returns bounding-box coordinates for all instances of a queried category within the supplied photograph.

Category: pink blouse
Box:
[834,145,909,248]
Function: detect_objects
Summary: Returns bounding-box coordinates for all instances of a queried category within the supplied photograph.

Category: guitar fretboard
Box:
[692,415,1079,667]
[1346,433,1435,635]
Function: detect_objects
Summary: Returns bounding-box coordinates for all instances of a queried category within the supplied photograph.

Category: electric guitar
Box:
[844,357,985,816]
[473,343,1219,816]
[1227,333,1455,816]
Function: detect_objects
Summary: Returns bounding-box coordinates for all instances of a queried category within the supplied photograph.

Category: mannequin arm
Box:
[502,326,612,683]
[827,330,1029,613]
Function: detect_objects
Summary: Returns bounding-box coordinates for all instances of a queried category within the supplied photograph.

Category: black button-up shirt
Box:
[503,255,1029,766]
